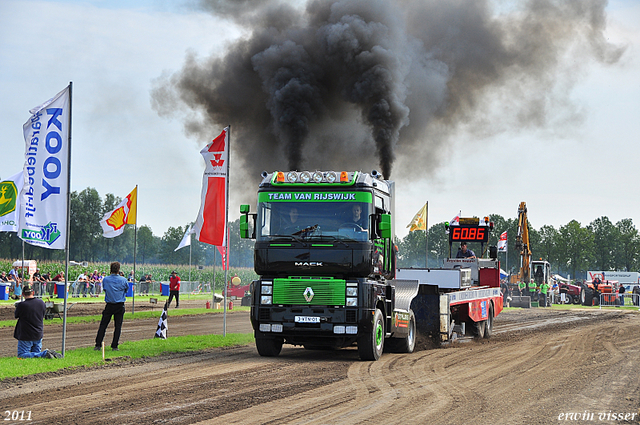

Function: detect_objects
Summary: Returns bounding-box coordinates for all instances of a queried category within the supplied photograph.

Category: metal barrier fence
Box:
[599,293,640,309]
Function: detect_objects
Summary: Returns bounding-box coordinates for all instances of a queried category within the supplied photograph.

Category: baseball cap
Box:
[22,284,33,294]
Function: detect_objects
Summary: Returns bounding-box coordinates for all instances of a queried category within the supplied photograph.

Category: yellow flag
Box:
[126,186,137,224]
[407,202,428,232]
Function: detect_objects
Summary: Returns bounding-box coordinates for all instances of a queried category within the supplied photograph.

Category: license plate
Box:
[295,316,320,323]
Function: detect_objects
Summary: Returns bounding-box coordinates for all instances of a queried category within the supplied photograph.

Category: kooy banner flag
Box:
[0,172,24,232]
[18,86,70,249]
[174,225,193,251]
[194,128,229,247]
[498,231,508,252]
[100,187,137,238]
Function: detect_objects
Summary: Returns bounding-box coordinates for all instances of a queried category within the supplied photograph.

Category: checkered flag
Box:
[154,303,168,339]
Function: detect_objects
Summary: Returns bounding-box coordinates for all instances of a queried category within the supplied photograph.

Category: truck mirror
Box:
[489,246,497,259]
[379,214,392,239]
[240,214,250,239]
[240,204,250,214]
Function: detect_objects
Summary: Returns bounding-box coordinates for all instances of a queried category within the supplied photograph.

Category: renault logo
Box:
[303,287,314,302]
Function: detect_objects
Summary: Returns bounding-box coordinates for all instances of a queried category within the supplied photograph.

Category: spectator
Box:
[618,285,625,307]
[0,271,8,283]
[95,272,104,296]
[74,272,87,298]
[139,274,150,296]
[94,262,129,351]
[41,271,53,297]
[32,269,43,297]
[51,271,65,297]
[167,271,181,308]
[14,284,61,359]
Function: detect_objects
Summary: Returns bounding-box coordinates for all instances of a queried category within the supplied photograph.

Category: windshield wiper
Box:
[293,224,319,238]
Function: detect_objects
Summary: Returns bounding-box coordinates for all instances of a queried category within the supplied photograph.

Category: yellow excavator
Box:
[512,202,531,284]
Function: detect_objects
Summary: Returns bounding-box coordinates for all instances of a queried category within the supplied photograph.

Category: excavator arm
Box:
[514,202,531,284]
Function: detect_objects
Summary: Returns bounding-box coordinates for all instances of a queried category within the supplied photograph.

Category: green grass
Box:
[0,306,251,329]
[0,333,255,380]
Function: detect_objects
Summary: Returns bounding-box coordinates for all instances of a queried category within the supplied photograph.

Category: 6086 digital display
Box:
[449,226,490,243]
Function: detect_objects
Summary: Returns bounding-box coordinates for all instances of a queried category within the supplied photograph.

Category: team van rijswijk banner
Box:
[18,86,70,249]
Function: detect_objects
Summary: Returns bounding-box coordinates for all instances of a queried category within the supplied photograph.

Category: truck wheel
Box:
[255,335,283,357]
[484,305,494,339]
[358,309,385,361]
[386,310,416,353]
[473,319,486,339]
[564,294,573,305]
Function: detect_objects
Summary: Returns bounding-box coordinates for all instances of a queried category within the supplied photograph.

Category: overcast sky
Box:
[1,0,639,241]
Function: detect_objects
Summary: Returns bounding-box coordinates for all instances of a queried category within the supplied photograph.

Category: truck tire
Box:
[581,287,594,306]
[385,310,416,353]
[255,335,283,357]
[358,308,385,361]
[472,319,486,339]
[564,294,573,305]
[484,305,494,339]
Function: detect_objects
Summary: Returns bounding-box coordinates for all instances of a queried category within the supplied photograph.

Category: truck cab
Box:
[240,170,412,360]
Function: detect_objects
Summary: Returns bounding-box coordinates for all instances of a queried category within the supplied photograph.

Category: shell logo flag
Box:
[100,187,137,238]
[407,202,428,232]
[194,128,229,247]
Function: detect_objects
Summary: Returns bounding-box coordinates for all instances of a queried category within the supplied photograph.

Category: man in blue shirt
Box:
[94,262,129,351]
[456,243,476,259]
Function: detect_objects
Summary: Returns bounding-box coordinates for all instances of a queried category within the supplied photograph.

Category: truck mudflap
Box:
[406,284,504,342]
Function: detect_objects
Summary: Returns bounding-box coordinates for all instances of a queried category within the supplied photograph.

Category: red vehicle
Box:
[557,281,581,304]
[580,277,620,306]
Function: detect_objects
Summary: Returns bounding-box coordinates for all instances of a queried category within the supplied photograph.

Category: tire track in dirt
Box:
[1,309,639,425]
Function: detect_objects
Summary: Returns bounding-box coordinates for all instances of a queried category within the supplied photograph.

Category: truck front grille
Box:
[272,277,346,306]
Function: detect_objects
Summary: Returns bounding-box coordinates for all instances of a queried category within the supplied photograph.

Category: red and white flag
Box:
[194,128,229,247]
[450,211,460,226]
[497,230,508,252]
[216,246,228,270]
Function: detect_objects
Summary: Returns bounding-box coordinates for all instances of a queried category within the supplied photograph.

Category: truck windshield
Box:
[257,201,370,242]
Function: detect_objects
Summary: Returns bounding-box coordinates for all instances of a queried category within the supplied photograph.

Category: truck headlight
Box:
[346,297,357,307]
[261,285,273,295]
[259,324,271,332]
[346,287,357,297]
[260,295,272,305]
[271,324,283,332]
[333,325,345,334]
[346,326,358,334]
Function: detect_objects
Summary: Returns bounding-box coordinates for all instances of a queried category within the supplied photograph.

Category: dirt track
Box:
[1,308,640,424]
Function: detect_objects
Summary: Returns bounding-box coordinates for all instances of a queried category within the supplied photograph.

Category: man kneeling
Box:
[14,284,62,359]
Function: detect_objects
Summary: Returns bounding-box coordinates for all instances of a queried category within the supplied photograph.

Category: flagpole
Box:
[212,248,216,306]
[132,187,138,315]
[223,126,231,337]
[62,82,73,357]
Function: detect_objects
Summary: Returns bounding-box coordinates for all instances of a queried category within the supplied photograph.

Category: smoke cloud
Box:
[152,0,623,184]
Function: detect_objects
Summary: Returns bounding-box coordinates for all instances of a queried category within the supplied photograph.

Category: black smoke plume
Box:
[152,0,623,183]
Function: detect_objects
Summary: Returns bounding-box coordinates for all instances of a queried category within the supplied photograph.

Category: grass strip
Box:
[0,333,255,380]
[0,306,250,329]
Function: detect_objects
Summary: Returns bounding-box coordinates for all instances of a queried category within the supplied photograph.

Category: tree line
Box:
[396,214,639,279]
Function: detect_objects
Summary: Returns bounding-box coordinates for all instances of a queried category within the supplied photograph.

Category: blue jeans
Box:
[17,339,47,358]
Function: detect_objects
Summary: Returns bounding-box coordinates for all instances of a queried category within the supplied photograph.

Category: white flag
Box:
[174,225,193,251]
[497,231,508,252]
[0,172,24,232]
[18,86,70,249]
